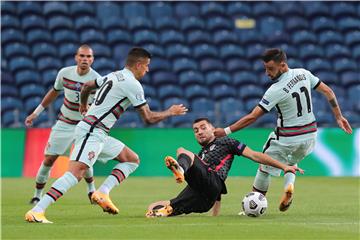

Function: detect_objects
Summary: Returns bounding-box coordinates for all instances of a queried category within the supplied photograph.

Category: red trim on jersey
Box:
[58,113,80,125]
[63,97,80,111]
[215,154,232,172]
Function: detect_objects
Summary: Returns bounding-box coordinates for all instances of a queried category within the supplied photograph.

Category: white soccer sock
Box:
[33,162,51,198]
[284,172,296,189]
[98,162,138,194]
[253,169,271,193]
[84,167,96,193]
[32,171,78,213]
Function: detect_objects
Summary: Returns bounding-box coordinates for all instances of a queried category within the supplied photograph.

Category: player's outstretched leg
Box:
[84,167,96,204]
[165,156,185,183]
[29,160,54,205]
[279,171,295,211]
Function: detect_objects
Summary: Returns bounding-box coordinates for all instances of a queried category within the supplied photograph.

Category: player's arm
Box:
[80,80,98,115]
[315,82,352,134]
[211,200,221,216]
[25,88,60,127]
[214,106,265,137]
[242,146,304,174]
[136,103,188,124]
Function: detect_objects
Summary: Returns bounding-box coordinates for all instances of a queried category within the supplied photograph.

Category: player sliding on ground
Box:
[25,47,188,223]
[146,118,303,217]
[214,48,352,212]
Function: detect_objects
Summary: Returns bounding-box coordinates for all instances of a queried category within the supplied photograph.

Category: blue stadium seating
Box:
[207,16,233,31]
[1,14,20,30]
[9,57,35,72]
[174,2,199,18]
[92,58,116,75]
[253,2,277,17]
[43,2,69,17]
[48,16,73,31]
[287,58,305,69]
[306,58,332,72]
[4,43,31,58]
[1,1,17,15]
[233,71,258,87]
[316,71,338,86]
[142,84,157,99]
[115,111,143,128]
[59,43,77,59]
[303,2,331,19]
[96,2,121,21]
[158,85,183,100]
[311,17,337,33]
[155,17,179,31]
[107,30,131,45]
[101,17,127,32]
[300,44,324,60]
[227,2,252,18]
[193,44,218,59]
[278,44,298,58]
[160,30,185,45]
[141,44,165,58]
[146,97,161,110]
[149,2,173,19]
[42,69,57,90]
[20,84,45,100]
[2,29,25,45]
[340,71,359,88]
[279,2,304,17]
[92,43,112,58]
[338,17,360,32]
[353,45,360,60]
[187,30,212,45]
[1,97,23,113]
[181,17,205,32]
[75,16,100,31]
[212,84,236,100]
[219,44,245,59]
[201,2,226,17]
[213,30,238,45]
[319,31,344,46]
[53,29,78,44]
[37,57,62,71]
[128,17,152,32]
[292,30,317,45]
[166,44,191,59]
[21,15,46,31]
[17,2,42,16]
[218,97,245,115]
[32,43,57,58]
[80,29,106,44]
[331,2,357,19]
[1,85,18,98]
[326,44,351,59]
[285,16,309,33]
[179,71,205,86]
[26,29,52,44]
[151,58,171,72]
[185,84,210,100]
[345,31,360,47]
[246,44,265,60]
[123,2,146,19]
[69,2,95,17]
[266,31,290,45]
[163,97,189,109]
[227,58,252,72]
[205,71,231,86]
[15,69,40,86]
[238,85,264,100]
[260,17,284,36]
[24,96,42,114]
[134,30,158,45]
[173,58,198,73]
[244,98,260,112]
[333,58,358,73]
[200,58,224,72]
[191,98,215,113]
[152,71,177,86]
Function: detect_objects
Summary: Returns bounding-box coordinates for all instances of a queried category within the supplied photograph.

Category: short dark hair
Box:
[261,48,287,63]
[76,44,93,55]
[193,117,212,125]
[126,47,152,66]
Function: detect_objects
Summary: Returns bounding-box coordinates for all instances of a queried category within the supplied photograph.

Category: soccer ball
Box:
[241,192,268,217]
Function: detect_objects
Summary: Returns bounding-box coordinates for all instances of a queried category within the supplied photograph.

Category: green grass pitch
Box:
[2,177,359,239]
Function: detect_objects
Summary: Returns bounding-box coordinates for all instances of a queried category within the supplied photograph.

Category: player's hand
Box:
[214,128,226,138]
[336,116,352,134]
[25,113,37,127]
[169,104,188,116]
[284,166,304,175]
[79,104,88,116]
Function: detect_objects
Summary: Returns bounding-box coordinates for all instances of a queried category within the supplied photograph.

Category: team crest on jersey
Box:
[209,144,216,151]
[75,82,82,90]
[88,151,95,161]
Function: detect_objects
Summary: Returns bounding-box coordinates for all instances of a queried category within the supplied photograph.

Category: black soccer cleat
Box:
[29,197,40,205]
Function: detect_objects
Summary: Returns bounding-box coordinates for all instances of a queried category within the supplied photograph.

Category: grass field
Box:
[1,177,359,240]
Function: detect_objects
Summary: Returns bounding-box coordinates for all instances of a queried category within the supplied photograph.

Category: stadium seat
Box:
[15,69,40,87]
[9,57,35,72]
[222,110,247,126]
[340,71,359,88]
[303,2,330,19]
[20,84,45,100]
[149,2,172,18]
[158,85,183,100]
[69,2,95,16]
[193,44,218,59]
[331,2,357,19]
[141,84,157,99]
[174,2,200,18]
[345,31,360,47]
[1,97,23,113]
[259,17,284,36]
[53,96,64,113]
[338,17,360,33]
[279,2,304,17]
[227,2,252,18]
[333,59,358,73]
[212,84,236,100]
[128,17,152,32]
[146,97,161,110]
[328,85,346,99]
[169,112,194,128]
[155,17,179,31]
[107,30,131,45]
[207,16,233,31]
[191,98,215,113]
[311,17,337,33]
[238,85,264,100]
[348,85,360,110]
[218,97,245,115]
[292,30,317,45]
[256,112,276,128]
[279,44,298,58]
[2,111,21,127]
[244,98,261,112]
[318,31,344,46]
[150,58,171,72]
[152,71,177,86]
[80,29,106,44]
[59,43,77,59]
[101,17,127,31]
[163,97,189,110]
[166,44,191,59]
[1,1,16,15]
[266,31,290,45]
[205,71,231,86]
[134,30,158,45]
[219,44,245,59]
[285,16,309,33]
[1,85,18,98]
[37,57,62,72]
[226,59,252,72]
[187,30,212,45]
[200,58,224,72]
[246,44,265,60]
[92,58,116,74]
[53,29,78,44]
[173,58,198,74]
[179,71,205,86]
[200,2,225,17]
[75,16,100,30]
[352,45,360,61]
[1,71,14,85]
[42,69,58,90]
[48,16,73,31]
[141,43,165,58]
[252,59,266,73]
[115,111,143,128]
[160,30,185,45]
[185,84,210,100]
[4,43,30,58]
[253,2,277,17]
[181,17,205,33]
[26,29,52,44]
[213,30,238,45]
[1,14,20,30]
[24,96,43,114]
[233,71,258,87]
[326,44,351,59]
[91,43,112,58]
[96,2,121,21]
[316,110,334,127]
[299,44,324,60]
[43,2,69,17]
[315,71,338,86]
[1,29,25,45]
[32,43,57,58]
[17,1,42,16]
[21,15,46,31]
[306,58,332,72]
[123,2,146,19]
[287,58,305,69]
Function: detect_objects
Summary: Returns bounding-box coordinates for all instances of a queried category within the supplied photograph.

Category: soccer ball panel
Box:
[241,191,268,217]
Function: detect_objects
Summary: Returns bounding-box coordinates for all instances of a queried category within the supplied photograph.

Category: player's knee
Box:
[127,152,140,164]
[44,155,58,166]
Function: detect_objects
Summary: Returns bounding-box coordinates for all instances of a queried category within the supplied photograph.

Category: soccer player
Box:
[25,44,100,205]
[146,118,303,217]
[25,47,188,223]
[214,48,352,212]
